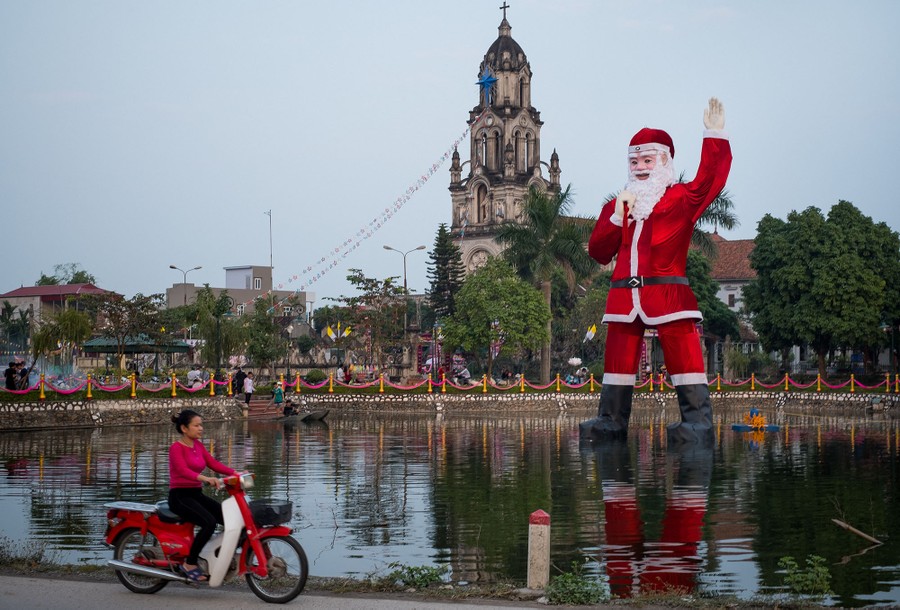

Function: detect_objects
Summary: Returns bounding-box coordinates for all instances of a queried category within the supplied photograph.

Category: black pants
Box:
[244,392,253,405]
[168,487,224,564]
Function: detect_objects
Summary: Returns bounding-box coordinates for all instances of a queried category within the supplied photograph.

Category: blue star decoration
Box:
[476,70,498,106]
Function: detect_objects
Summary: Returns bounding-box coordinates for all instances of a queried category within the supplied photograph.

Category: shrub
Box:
[305,369,327,384]
[545,560,610,605]
[778,555,832,597]
[384,562,448,589]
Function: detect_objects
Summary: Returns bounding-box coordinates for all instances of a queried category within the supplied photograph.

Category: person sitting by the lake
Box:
[242,372,255,406]
[168,409,239,583]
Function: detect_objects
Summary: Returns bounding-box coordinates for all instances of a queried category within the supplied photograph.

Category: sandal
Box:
[180,565,208,583]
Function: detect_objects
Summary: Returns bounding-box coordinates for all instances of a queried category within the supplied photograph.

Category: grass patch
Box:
[0,536,61,568]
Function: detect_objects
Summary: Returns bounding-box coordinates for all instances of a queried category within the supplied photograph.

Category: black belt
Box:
[610,276,690,288]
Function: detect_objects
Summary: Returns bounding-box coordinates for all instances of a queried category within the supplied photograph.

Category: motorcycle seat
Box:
[155,501,187,524]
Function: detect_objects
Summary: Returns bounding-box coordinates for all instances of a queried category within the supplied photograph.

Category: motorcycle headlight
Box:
[240,472,255,490]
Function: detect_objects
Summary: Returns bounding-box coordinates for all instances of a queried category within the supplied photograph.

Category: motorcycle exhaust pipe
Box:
[108,559,190,583]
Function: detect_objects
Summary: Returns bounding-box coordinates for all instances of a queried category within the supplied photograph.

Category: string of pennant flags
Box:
[226,110,488,317]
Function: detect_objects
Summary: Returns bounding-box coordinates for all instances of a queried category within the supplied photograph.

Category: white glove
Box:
[703,97,725,130]
[614,190,635,221]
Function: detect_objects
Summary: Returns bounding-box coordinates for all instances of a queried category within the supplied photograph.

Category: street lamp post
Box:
[382,244,427,293]
[169,264,202,306]
[170,264,202,340]
[383,244,426,331]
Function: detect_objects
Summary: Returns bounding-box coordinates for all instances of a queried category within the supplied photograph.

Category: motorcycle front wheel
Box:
[245,535,308,603]
[113,528,169,594]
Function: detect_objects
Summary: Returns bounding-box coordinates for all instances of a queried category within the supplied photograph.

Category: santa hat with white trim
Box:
[628,128,674,159]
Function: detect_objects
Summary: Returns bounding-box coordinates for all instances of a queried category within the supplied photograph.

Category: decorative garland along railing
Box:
[3,371,899,400]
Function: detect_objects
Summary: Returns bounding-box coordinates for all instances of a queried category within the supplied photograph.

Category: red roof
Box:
[708,233,756,281]
[0,283,113,299]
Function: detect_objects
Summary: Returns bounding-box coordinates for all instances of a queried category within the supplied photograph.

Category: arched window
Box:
[479,132,488,167]
[492,131,501,171]
[525,133,533,170]
[519,78,525,107]
[476,184,488,223]
[514,130,523,172]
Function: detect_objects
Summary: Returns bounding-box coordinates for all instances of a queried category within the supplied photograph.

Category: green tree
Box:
[442,258,550,379]
[245,296,287,376]
[495,185,595,383]
[427,223,466,322]
[193,286,246,376]
[54,308,93,367]
[82,293,165,366]
[686,249,740,353]
[35,263,97,286]
[311,304,352,335]
[0,301,31,352]
[330,270,406,371]
[691,187,739,257]
[743,202,900,377]
[555,282,609,373]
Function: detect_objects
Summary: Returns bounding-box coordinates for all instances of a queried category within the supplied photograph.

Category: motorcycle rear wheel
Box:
[245,535,308,603]
[113,528,169,594]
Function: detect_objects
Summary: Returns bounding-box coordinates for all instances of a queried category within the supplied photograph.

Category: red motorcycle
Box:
[104,473,307,603]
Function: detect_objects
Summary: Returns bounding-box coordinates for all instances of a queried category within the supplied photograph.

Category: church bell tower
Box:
[449,6,561,272]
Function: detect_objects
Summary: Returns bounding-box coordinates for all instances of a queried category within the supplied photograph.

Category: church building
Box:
[449,8,561,271]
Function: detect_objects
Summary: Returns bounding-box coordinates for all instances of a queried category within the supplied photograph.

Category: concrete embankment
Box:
[0,390,890,431]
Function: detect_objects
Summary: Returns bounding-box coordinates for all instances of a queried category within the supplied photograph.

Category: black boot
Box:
[668,443,714,488]
[579,384,634,441]
[667,384,715,445]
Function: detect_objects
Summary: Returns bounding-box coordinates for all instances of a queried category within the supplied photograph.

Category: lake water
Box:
[0,406,898,606]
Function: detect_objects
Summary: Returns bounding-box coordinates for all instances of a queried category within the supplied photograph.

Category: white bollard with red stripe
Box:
[527,509,551,589]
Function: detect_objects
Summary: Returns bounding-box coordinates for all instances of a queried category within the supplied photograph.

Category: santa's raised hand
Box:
[703,97,725,130]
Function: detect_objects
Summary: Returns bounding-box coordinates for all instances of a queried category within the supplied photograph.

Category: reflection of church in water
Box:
[449,8,561,272]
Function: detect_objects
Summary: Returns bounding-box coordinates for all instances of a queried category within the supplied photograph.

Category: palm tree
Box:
[692,188,738,257]
[54,309,93,373]
[495,185,595,383]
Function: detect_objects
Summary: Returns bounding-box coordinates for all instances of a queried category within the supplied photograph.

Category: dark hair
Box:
[172,409,201,433]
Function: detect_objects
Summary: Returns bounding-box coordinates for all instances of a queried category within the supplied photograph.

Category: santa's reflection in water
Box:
[590,440,713,597]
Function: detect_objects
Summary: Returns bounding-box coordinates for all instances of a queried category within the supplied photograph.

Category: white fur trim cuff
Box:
[703,129,729,140]
[671,373,710,386]
[603,373,636,386]
[609,213,624,227]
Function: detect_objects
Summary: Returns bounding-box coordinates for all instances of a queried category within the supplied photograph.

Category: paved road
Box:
[0,575,538,609]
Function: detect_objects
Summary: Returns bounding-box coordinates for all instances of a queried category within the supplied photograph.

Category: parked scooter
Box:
[104,472,307,603]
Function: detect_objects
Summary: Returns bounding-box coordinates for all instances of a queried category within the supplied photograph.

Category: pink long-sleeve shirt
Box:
[169,440,237,489]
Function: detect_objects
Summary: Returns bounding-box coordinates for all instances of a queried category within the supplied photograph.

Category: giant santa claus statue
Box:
[580,98,731,444]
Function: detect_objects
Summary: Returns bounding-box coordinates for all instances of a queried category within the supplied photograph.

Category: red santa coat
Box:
[589,134,732,326]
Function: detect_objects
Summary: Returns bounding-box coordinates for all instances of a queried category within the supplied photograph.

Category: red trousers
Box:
[603,485,708,596]
[603,319,706,386]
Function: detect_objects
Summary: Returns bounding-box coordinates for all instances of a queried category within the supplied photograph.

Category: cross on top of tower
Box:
[499,2,509,20]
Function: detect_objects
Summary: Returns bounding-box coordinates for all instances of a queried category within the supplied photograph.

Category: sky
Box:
[2,0,899,311]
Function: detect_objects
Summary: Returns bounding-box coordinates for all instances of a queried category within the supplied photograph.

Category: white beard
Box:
[624,159,675,221]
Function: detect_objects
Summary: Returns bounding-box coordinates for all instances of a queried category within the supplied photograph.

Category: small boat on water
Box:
[299,409,328,422]
[278,408,329,423]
